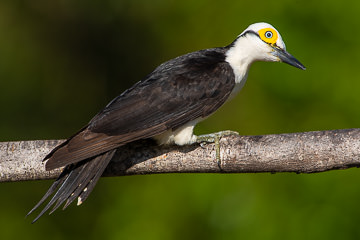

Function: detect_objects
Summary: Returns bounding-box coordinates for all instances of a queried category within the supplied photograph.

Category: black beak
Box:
[272,47,306,70]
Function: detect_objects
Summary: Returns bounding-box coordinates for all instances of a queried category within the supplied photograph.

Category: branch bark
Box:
[1,128,360,183]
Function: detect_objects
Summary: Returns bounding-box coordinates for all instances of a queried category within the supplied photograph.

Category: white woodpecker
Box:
[27,22,305,222]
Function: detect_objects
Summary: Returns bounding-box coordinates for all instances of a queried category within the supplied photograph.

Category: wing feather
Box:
[30,47,236,221]
[45,48,235,170]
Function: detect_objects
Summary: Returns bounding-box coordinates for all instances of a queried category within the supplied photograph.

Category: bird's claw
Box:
[196,130,239,169]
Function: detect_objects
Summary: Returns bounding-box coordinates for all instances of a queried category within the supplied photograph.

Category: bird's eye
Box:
[265,31,273,39]
[258,28,278,45]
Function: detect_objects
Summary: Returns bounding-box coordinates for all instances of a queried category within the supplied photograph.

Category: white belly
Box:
[153,119,200,145]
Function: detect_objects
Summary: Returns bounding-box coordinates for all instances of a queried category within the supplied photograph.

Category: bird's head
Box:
[227,22,305,71]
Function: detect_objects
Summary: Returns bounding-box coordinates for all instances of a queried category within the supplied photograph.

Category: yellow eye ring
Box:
[258,28,278,45]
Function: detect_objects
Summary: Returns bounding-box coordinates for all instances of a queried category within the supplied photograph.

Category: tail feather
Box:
[28,149,116,223]
[47,166,87,214]
[76,151,114,206]
[64,150,114,208]
[26,169,70,217]
[62,156,107,209]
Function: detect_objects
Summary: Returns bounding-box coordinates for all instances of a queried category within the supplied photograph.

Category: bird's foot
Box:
[196,130,239,169]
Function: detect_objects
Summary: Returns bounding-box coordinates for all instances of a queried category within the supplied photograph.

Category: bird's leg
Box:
[196,130,239,169]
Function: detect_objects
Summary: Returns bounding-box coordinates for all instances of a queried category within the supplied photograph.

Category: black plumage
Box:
[28,46,236,222]
[27,21,307,222]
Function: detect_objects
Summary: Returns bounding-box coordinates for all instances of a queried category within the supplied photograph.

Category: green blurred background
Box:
[1,0,360,239]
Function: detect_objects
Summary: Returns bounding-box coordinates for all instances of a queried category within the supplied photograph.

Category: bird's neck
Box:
[225,36,257,98]
[225,36,258,84]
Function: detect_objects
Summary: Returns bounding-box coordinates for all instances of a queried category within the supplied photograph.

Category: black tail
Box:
[27,149,116,223]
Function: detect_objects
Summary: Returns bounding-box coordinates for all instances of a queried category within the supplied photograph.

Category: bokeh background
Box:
[1,0,360,239]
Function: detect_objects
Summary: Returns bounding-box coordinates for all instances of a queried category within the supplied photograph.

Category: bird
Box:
[27,22,305,222]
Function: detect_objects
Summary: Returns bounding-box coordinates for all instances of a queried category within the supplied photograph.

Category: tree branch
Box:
[1,129,360,183]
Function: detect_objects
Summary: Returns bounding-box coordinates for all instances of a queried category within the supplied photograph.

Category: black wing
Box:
[45,48,235,170]
[28,47,235,221]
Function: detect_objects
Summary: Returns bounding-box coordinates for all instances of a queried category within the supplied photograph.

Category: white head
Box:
[226,22,305,75]
[239,22,286,49]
